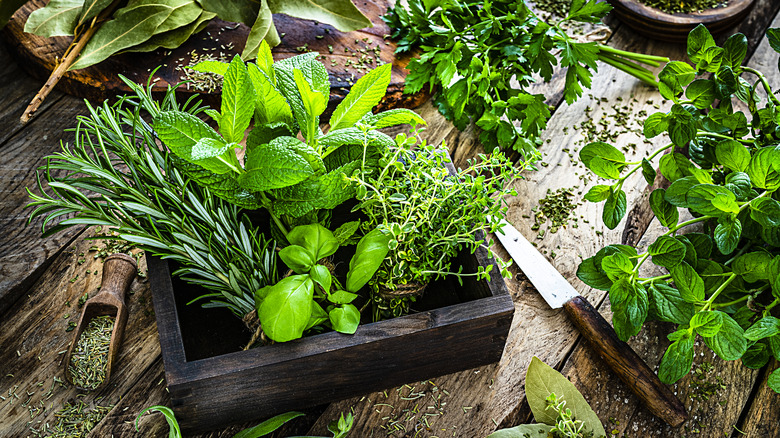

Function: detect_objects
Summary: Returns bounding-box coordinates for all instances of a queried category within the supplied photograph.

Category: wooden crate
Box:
[148,238,514,433]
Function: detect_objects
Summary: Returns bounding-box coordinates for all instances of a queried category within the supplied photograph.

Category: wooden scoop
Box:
[64,253,137,391]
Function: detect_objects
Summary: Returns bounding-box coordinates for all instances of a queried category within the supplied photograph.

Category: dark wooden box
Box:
[148,241,514,433]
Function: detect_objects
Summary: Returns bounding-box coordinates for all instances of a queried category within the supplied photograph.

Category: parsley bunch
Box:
[385,0,669,159]
[578,25,780,394]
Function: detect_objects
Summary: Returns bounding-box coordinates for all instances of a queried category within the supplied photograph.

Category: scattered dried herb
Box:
[532,188,580,238]
[35,399,113,438]
[68,315,114,390]
[639,0,726,14]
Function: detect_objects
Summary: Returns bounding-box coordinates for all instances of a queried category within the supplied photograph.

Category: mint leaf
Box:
[658,61,696,100]
[644,112,669,138]
[610,280,648,341]
[714,216,742,255]
[580,141,626,178]
[715,139,750,172]
[271,161,360,217]
[659,332,694,384]
[671,262,704,303]
[659,152,693,182]
[732,251,773,283]
[641,158,656,185]
[293,68,328,135]
[154,110,223,164]
[648,235,686,269]
[648,283,694,325]
[274,53,329,140]
[686,184,737,217]
[750,197,780,228]
[649,189,679,228]
[665,176,698,207]
[603,188,627,229]
[768,368,780,394]
[747,146,780,190]
[576,256,612,291]
[219,55,255,144]
[247,63,293,126]
[191,59,228,76]
[690,311,723,337]
[601,252,634,281]
[687,24,716,64]
[362,108,426,129]
[189,137,240,174]
[685,79,716,109]
[239,137,314,191]
[744,316,780,341]
[584,185,611,202]
[702,312,747,361]
[330,63,392,131]
[722,33,748,68]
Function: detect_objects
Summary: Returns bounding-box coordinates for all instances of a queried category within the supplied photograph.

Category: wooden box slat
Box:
[149,237,514,433]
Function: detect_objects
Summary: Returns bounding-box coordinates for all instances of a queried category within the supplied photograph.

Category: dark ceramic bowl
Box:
[608,0,755,43]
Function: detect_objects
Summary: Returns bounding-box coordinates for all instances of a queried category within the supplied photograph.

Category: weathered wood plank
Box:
[0,95,90,316]
[734,360,780,438]
[0,229,158,437]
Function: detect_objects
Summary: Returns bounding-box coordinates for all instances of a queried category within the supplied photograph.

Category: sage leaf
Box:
[346,228,390,292]
[329,304,360,334]
[330,63,392,131]
[25,0,82,38]
[257,274,314,342]
[525,357,606,437]
[266,0,371,32]
[70,5,171,70]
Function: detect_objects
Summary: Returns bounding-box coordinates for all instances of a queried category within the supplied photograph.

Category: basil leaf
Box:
[329,304,361,334]
[670,262,704,303]
[257,274,314,342]
[648,235,686,268]
[279,245,315,274]
[659,332,694,384]
[685,79,716,109]
[309,264,332,294]
[327,290,358,305]
[287,224,339,260]
[346,228,391,292]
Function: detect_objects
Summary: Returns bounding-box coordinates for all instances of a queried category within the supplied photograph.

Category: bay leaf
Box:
[242,1,278,60]
[198,0,261,24]
[77,0,113,27]
[525,356,607,438]
[124,10,215,53]
[24,0,83,38]
[487,424,550,438]
[267,0,371,32]
[1,0,28,30]
[69,6,171,70]
[115,0,201,35]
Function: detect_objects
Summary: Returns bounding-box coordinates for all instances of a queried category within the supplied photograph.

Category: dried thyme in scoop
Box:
[69,315,114,390]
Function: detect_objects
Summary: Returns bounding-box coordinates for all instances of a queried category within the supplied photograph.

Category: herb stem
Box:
[702,273,737,311]
[697,131,755,144]
[639,273,671,285]
[712,295,750,309]
[596,44,670,66]
[742,66,780,106]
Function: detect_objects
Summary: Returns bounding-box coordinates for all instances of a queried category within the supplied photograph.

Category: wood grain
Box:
[1,0,427,112]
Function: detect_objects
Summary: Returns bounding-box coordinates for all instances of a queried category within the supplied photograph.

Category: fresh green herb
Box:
[152,44,425,237]
[253,223,389,343]
[639,0,725,14]
[489,356,605,437]
[135,406,353,438]
[68,315,114,390]
[27,76,278,318]
[384,0,669,158]
[578,25,780,394]
[350,133,521,318]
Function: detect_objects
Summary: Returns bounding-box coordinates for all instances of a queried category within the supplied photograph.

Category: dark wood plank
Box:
[734,360,780,438]
[0,94,87,316]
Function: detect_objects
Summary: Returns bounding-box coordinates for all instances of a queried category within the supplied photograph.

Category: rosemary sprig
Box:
[27,78,278,317]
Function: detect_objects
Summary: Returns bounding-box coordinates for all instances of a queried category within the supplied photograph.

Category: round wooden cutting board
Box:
[1,0,427,111]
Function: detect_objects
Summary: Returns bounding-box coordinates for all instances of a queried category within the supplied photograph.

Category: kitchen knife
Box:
[495,219,687,428]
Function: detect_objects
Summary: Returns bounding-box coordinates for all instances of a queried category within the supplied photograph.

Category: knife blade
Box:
[495,219,687,428]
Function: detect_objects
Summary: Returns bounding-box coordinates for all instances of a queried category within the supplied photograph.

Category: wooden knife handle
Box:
[563,295,687,428]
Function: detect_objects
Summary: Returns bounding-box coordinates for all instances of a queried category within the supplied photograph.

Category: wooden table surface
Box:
[2,3,780,437]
